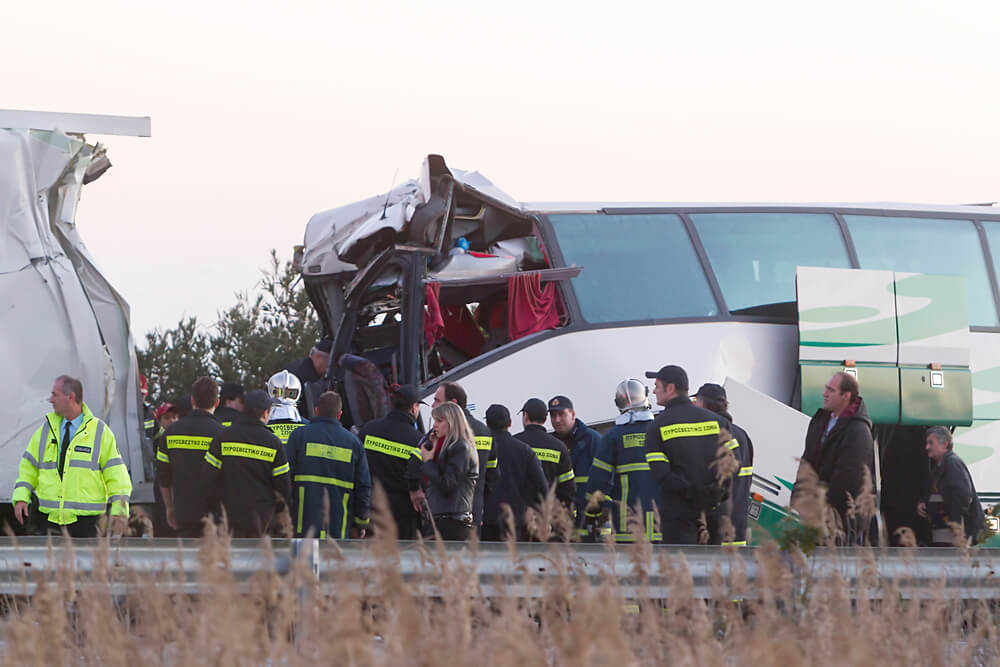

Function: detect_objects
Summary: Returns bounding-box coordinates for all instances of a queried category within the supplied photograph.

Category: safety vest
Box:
[13,404,133,525]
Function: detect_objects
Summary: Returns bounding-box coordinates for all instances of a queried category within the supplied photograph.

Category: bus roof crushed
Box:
[299,154,522,279]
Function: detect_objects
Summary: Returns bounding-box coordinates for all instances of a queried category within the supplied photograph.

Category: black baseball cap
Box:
[485,404,511,429]
[314,339,333,354]
[645,365,689,392]
[220,382,245,402]
[692,383,726,401]
[519,398,548,422]
[548,395,574,412]
[245,389,272,413]
[393,384,427,406]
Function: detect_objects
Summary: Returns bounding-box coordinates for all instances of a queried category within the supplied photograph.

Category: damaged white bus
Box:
[299,154,1000,544]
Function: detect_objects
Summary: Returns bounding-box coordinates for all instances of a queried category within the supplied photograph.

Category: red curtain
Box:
[507,273,563,341]
[424,282,445,347]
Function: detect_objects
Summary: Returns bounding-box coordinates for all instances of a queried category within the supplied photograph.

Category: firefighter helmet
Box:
[267,370,301,405]
[614,378,650,412]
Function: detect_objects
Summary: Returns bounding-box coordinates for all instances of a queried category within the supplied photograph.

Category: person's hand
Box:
[420,444,433,462]
[916,502,927,518]
[109,515,128,537]
[13,501,28,525]
[409,489,426,512]
[349,526,366,539]
[166,506,177,530]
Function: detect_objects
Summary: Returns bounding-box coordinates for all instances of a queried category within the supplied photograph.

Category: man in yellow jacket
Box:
[13,375,132,537]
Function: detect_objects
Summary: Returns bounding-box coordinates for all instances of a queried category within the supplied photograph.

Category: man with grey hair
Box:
[917,426,985,546]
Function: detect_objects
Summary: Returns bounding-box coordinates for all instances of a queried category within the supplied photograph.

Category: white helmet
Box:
[267,370,302,406]
[614,378,650,413]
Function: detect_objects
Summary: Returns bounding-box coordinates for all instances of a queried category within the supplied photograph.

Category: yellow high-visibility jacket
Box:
[13,404,132,525]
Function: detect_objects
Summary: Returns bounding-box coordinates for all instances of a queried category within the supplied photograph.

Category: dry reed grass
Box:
[2,487,996,666]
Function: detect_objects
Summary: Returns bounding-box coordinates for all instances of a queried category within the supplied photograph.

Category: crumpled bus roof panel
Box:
[300,155,518,278]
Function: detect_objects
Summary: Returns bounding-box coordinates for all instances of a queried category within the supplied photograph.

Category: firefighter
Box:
[431,381,498,533]
[215,382,245,427]
[357,384,425,539]
[643,365,730,545]
[586,379,660,543]
[692,383,753,546]
[203,390,291,538]
[548,395,603,541]
[286,391,372,539]
[266,370,308,446]
[13,375,132,537]
[140,374,159,440]
[481,404,548,542]
[514,398,575,533]
[156,376,223,537]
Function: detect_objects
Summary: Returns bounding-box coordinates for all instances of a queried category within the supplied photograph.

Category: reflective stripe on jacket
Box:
[555,418,603,520]
[644,396,726,520]
[587,419,660,542]
[13,404,132,525]
[286,417,371,539]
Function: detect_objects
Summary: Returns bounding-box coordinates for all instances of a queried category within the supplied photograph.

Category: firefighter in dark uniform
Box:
[140,374,160,440]
[481,404,548,542]
[203,390,291,538]
[431,381,499,533]
[151,402,180,537]
[286,391,371,539]
[266,371,308,445]
[548,395,604,541]
[586,379,661,543]
[692,383,754,546]
[156,376,223,537]
[357,384,425,539]
[644,365,730,545]
[215,383,245,427]
[514,398,576,529]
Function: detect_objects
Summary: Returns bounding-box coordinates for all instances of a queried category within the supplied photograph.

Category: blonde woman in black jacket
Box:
[420,402,479,540]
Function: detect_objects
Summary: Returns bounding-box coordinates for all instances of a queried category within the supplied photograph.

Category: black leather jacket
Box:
[421,439,479,520]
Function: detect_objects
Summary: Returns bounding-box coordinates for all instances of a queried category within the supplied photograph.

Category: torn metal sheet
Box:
[300,155,518,279]
[0,124,150,502]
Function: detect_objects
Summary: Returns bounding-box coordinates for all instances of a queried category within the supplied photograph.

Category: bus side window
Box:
[690,212,852,318]
[845,215,998,328]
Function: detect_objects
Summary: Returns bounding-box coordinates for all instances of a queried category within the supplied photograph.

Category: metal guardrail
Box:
[0,538,996,599]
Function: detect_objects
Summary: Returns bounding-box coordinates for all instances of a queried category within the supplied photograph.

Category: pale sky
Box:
[5,1,1000,340]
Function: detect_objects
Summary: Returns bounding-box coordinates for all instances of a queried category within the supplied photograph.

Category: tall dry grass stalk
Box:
[2,518,998,667]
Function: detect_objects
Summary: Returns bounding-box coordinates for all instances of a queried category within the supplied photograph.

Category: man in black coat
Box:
[644,365,728,545]
[157,376,223,537]
[799,371,877,544]
[918,425,984,546]
[691,383,754,545]
[358,384,425,539]
[514,398,576,517]
[284,340,332,416]
[203,390,292,538]
[481,404,548,541]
